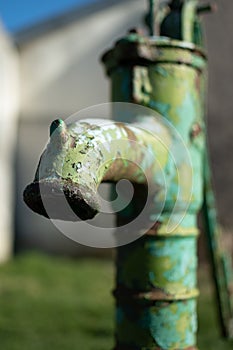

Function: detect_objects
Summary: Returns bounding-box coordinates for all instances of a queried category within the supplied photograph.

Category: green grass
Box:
[0,253,232,349]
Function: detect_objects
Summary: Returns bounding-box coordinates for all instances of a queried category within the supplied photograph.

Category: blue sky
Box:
[0,0,100,32]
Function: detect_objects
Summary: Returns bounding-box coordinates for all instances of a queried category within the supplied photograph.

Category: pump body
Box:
[23,1,233,349]
[102,33,206,349]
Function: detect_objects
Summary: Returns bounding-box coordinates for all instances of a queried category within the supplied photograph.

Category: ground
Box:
[0,253,232,349]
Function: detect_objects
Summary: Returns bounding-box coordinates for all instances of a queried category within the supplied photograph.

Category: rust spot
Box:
[113,286,172,304]
[146,221,162,235]
[190,123,202,139]
[117,123,138,142]
[23,179,100,221]
[195,73,201,92]
[70,136,77,148]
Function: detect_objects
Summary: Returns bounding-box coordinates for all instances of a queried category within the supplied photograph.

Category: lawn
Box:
[0,253,232,350]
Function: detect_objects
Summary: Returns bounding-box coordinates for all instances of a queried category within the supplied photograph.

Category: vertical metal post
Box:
[102,29,206,348]
[102,0,233,348]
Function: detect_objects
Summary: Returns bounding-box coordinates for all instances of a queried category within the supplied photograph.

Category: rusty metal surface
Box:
[24,116,172,223]
[23,179,99,221]
[23,0,233,348]
[103,24,206,346]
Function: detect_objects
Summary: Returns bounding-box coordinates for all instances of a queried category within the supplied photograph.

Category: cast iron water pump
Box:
[24,1,233,349]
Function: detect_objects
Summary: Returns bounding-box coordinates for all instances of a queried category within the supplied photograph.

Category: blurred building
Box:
[15,0,145,256]
[0,24,19,261]
[0,0,232,258]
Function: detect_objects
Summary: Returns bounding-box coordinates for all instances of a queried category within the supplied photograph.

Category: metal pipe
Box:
[102,27,206,349]
[24,116,172,222]
[24,2,205,349]
[23,0,233,348]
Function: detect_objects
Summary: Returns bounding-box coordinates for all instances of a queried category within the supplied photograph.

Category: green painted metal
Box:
[160,2,233,338]
[102,30,206,350]
[159,0,233,340]
[23,0,233,349]
[102,0,232,348]
[24,116,172,222]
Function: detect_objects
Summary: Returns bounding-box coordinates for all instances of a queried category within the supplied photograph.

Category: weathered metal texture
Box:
[115,298,197,349]
[115,236,198,300]
[159,0,233,340]
[24,116,172,222]
[23,0,233,348]
[115,236,199,348]
[102,24,207,348]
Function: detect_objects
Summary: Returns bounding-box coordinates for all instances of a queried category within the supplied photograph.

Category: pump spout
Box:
[24,116,171,222]
[23,119,100,221]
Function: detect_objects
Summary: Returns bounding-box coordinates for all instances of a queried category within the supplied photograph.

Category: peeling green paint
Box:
[116,235,197,295]
[102,6,207,348]
[37,119,168,189]
[116,299,197,349]
[23,1,233,348]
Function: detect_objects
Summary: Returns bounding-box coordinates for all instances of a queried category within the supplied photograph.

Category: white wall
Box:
[16,0,145,254]
[0,24,19,261]
[15,0,233,254]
